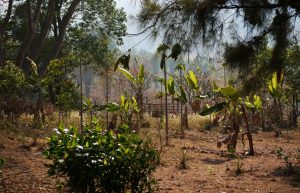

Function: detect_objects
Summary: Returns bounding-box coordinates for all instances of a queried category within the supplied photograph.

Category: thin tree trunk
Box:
[79,63,83,132]
[106,66,109,129]
[180,69,184,138]
[241,105,255,156]
[163,64,169,145]
[160,83,163,116]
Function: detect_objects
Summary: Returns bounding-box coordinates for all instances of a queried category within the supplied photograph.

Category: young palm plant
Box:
[200,84,262,156]
[156,43,182,145]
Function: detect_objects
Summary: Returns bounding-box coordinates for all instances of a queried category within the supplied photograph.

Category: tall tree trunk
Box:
[30,0,55,60]
[40,0,81,74]
[52,0,81,58]
[160,83,163,116]
[79,62,83,132]
[179,69,184,138]
[16,0,42,67]
[0,0,14,66]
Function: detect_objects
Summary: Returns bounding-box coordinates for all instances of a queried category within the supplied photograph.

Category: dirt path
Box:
[0,135,56,193]
[0,124,300,193]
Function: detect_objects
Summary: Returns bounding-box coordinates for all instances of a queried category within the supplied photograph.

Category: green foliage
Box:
[97,95,139,127]
[0,61,25,99]
[245,95,262,112]
[224,43,255,71]
[117,67,135,82]
[167,76,175,95]
[55,80,79,112]
[199,102,227,116]
[285,45,300,89]
[44,57,79,111]
[137,1,300,96]
[44,123,158,193]
[169,43,182,61]
[114,53,131,71]
[138,64,145,83]
[267,71,283,97]
[98,102,121,112]
[185,70,198,90]
[156,44,170,53]
[157,44,169,70]
[1,0,126,68]
[175,63,185,71]
[176,86,188,104]
[219,86,238,100]
[200,84,258,155]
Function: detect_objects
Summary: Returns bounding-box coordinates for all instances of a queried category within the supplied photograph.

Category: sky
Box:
[114,0,222,60]
[115,0,160,53]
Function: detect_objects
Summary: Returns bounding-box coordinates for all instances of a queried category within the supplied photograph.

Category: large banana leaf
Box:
[185,70,198,90]
[167,76,175,95]
[176,86,187,103]
[253,95,262,110]
[199,102,227,116]
[220,86,238,100]
[96,102,120,112]
[175,63,185,71]
[117,67,135,83]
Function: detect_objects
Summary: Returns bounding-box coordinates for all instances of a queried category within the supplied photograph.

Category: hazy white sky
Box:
[115,0,160,52]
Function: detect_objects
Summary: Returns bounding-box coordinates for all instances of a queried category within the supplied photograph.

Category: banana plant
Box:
[156,43,182,145]
[26,57,46,126]
[116,63,146,126]
[167,68,200,138]
[200,84,260,156]
[267,71,286,127]
[96,95,139,130]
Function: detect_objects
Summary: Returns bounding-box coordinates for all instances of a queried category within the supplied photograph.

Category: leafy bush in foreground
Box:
[44,123,158,193]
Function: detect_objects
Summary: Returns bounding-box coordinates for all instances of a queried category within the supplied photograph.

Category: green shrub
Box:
[0,61,25,100]
[44,123,158,193]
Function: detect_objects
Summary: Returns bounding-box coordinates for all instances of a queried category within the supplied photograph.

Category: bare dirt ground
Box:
[0,117,300,193]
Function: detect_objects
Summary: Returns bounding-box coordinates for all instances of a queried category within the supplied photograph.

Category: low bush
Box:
[44,123,158,193]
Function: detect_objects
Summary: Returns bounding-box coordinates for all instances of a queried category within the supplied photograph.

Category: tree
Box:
[0,61,25,122]
[285,45,300,125]
[0,0,126,73]
[137,0,300,85]
[43,56,79,123]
